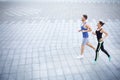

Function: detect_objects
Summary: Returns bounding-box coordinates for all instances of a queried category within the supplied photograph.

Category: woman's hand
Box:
[99,38,104,42]
[92,32,96,35]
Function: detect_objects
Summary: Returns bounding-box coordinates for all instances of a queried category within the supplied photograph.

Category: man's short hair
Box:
[83,14,88,20]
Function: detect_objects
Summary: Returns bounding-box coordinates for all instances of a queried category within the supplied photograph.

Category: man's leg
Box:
[76,38,85,58]
[86,42,96,51]
[80,38,86,56]
[81,45,85,55]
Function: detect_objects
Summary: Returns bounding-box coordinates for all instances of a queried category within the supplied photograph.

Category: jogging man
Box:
[77,14,95,59]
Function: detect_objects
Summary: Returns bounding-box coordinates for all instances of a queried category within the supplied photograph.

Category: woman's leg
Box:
[101,42,110,57]
[95,42,102,61]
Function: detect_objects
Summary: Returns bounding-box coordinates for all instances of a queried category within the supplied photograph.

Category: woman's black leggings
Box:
[95,42,110,61]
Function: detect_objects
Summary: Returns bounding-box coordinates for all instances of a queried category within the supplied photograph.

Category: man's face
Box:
[81,16,85,21]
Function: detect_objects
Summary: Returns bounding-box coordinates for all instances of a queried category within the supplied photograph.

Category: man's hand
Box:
[78,29,81,32]
[81,30,85,32]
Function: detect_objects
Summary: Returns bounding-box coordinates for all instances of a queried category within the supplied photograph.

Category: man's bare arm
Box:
[82,24,92,32]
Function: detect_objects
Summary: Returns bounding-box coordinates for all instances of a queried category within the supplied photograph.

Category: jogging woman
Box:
[92,21,111,62]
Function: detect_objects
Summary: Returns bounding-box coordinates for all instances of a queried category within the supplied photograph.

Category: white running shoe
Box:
[76,55,84,59]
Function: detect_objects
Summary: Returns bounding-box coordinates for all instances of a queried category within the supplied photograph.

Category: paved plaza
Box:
[0,1,120,80]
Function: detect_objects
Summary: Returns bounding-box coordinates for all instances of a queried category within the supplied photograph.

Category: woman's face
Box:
[97,22,101,28]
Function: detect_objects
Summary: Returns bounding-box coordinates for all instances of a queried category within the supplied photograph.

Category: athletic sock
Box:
[108,56,111,61]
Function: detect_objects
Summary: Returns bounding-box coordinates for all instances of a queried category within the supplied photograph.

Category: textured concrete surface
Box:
[0,1,120,80]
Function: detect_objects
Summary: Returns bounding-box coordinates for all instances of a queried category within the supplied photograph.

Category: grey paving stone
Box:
[57,75,65,80]
[73,74,83,80]
[16,72,25,80]
[0,74,9,80]
[8,73,16,80]
[82,72,92,80]
[32,71,40,79]
[65,74,74,80]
